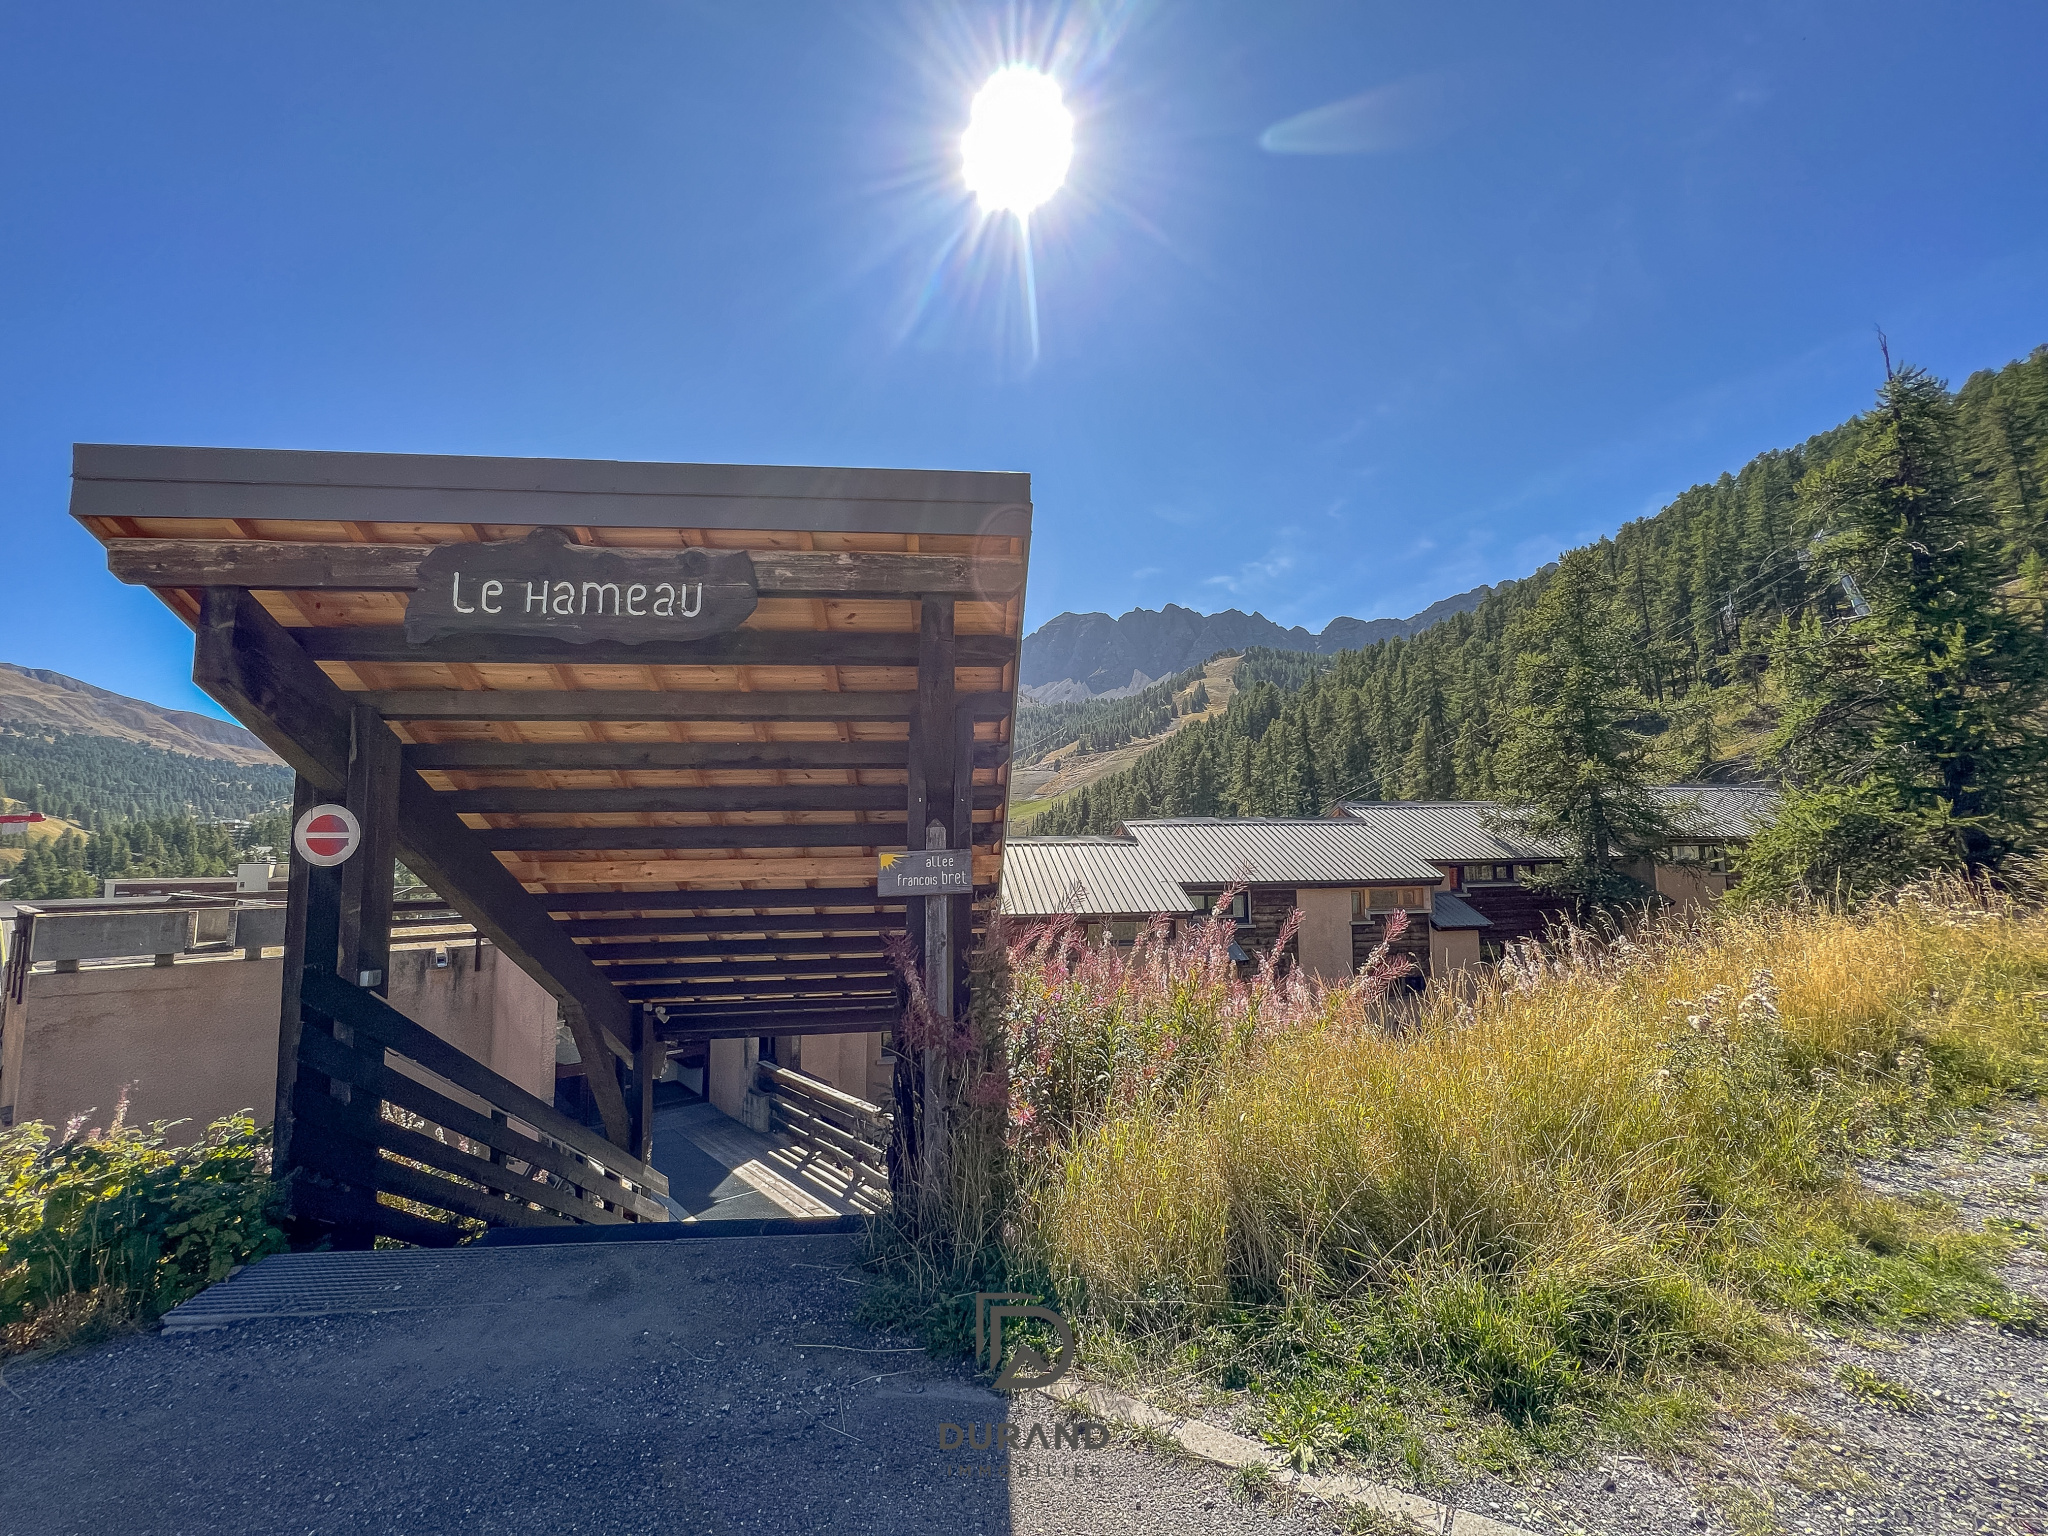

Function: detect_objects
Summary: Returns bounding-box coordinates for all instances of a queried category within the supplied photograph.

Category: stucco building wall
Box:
[1292,888,1355,983]
[0,944,556,1140]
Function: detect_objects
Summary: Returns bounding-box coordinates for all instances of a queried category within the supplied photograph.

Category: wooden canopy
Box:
[75,445,1028,1155]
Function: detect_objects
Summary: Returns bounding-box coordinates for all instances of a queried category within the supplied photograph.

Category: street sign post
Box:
[877,847,974,897]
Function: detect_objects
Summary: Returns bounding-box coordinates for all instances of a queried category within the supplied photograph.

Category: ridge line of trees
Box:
[1031,345,2048,898]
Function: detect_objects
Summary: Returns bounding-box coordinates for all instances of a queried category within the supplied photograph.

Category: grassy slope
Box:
[1010,655,1244,831]
[871,886,2048,1484]
[0,808,89,871]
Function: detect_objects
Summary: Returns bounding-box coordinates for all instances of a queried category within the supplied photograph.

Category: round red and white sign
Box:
[293,804,362,867]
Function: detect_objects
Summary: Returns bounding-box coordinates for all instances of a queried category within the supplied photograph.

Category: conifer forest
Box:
[1029,347,2048,857]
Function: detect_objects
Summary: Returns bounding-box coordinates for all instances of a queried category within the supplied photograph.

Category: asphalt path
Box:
[2,1233,1348,1536]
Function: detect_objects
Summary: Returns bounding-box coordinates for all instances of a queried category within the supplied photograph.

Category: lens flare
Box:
[961,67,1073,216]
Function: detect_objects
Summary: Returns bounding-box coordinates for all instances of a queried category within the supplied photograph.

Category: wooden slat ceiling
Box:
[81,494,1026,1036]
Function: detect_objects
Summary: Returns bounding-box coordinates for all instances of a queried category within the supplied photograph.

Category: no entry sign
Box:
[294,804,362,867]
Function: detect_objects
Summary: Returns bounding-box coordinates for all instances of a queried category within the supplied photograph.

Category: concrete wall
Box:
[381,944,555,1103]
[791,1031,886,1107]
[1,956,284,1137]
[1428,927,1483,978]
[708,1036,756,1121]
[0,943,557,1141]
[1293,888,1355,983]
[1653,863,1729,908]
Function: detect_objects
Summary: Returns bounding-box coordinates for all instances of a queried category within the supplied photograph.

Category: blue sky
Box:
[3,2,2045,719]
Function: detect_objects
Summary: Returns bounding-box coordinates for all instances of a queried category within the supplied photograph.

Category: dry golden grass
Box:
[980,885,2048,1451]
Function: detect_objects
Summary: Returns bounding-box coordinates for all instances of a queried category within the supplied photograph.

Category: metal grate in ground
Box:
[157,1246,581,1333]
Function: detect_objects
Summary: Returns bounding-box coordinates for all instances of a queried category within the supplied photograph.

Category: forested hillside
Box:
[1014,666,1203,764]
[1,809,291,900]
[0,725,293,824]
[1033,346,2048,835]
[0,688,294,897]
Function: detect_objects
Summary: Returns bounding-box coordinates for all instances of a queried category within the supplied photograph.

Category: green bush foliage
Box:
[1,1107,286,1352]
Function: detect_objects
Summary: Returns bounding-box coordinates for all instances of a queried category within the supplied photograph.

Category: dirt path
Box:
[1438,1103,2048,1535]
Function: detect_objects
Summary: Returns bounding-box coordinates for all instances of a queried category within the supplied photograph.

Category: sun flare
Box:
[961,67,1073,217]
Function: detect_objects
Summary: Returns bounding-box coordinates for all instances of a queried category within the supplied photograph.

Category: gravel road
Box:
[1,1233,1353,1536]
[8,1107,2042,1536]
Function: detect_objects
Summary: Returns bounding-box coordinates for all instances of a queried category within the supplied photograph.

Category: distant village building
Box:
[999,786,1776,981]
[1330,786,1775,919]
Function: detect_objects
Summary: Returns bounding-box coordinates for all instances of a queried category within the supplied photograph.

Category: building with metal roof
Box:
[1122,818,1447,888]
[996,836,1198,919]
[1653,785,1778,840]
[1324,801,1564,863]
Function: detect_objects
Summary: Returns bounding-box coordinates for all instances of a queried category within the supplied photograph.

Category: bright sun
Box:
[961,67,1073,217]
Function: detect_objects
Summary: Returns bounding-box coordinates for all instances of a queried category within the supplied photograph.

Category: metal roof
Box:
[1654,785,1778,840]
[1430,892,1492,930]
[999,837,1199,918]
[1328,802,1564,862]
[1332,787,1779,858]
[1122,819,1445,887]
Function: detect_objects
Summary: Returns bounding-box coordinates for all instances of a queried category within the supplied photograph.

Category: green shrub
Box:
[1,1106,286,1353]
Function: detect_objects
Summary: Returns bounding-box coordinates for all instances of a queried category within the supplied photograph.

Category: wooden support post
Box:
[301,856,380,1249]
[271,774,319,1181]
[892,596,957,1219]
[951,701,977,1020]
[193,586,635,1147]
[629,1003,657,1165]
[339,703,400,995]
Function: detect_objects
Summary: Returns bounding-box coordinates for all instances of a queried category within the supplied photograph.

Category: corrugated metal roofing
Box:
[1430,892,1492,930]
[1329,802,1563,861]
[999,837,1199,918]
[1122,819,1445,887]
[1333,787,1779,857]
[1655,785,1778,840]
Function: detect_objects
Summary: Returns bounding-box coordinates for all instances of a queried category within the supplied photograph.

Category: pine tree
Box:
[1491,548,1678,910]
[1753,362,2048,890]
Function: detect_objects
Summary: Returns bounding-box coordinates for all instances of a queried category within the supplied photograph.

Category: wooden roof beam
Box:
[437,785,1007,814]
[365,689,1012,723]
[191,587,638,1146]
[557,913,905,938]
[578,937,891,962]
[406,741,1009,772]
[475,822,1003,852]
[296,627,1016,668]
[108,540,1023,599]
[543,886,895,912]
[598,958,896,986]
[657,1012,900,1041]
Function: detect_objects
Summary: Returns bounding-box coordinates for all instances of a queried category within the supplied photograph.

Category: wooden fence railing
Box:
[287,982,669,1245]
[756,1061,890,1200]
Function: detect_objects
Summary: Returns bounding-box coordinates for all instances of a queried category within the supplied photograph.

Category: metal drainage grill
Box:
[159,1247,580,1333]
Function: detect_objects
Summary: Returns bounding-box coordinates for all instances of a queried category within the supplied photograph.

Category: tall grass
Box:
[876,883,2048,1461]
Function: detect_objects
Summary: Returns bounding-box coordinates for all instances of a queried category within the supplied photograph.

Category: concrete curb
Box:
[1043,1378,1530,1536]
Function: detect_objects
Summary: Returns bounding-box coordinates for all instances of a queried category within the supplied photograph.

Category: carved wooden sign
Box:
[404,528,759,646]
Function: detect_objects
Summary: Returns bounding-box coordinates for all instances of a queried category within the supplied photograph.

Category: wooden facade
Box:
[75,445,1029,1243]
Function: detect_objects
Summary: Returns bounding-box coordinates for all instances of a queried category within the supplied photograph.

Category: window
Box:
[1355,886,1433,916]
[1194,890,1250,923]
[1464,864,1520,885]
[1663,844,1729,875]
[1107,920,1139,946]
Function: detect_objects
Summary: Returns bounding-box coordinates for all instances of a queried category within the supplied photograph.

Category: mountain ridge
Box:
[0,663,280,767]
[1020,586,1494,696]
